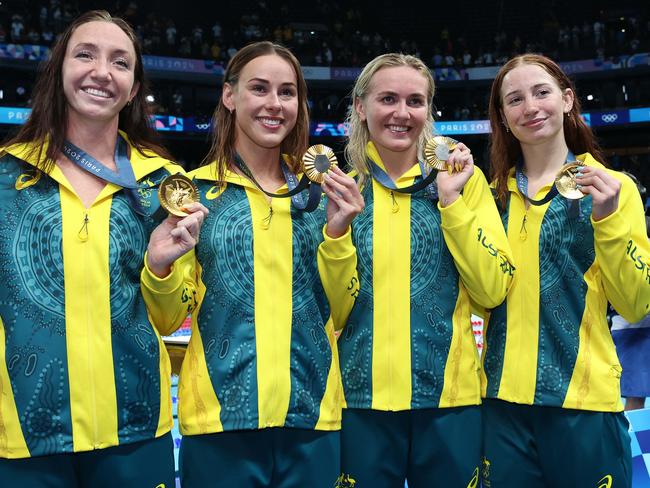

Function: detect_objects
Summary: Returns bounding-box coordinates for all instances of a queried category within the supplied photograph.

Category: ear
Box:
[354,96,366,122]
[129,81,140,103]
[222,83,235,112]
[562,88,575,114]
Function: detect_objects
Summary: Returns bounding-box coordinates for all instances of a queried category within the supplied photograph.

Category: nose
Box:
[522,96,538,115]
[393,100,410,119]
[265,92,282,112]
[92,57,111,81]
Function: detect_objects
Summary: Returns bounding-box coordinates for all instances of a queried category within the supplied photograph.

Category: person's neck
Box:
[235,141,284,183]
[65,114,120,162]
[521,139,570,181]
[375,144,418,181]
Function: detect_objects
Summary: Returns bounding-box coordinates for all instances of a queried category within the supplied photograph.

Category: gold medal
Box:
[424,136,459,171]
[159,173,200,216]
[555,163,585,200]
[302,144,338,183]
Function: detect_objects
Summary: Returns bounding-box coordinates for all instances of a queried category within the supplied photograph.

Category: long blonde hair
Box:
[344,53,435,187]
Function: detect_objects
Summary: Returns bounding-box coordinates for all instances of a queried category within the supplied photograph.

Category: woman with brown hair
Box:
[179,41,364,487]
[482,53,650,487]
[0,10,207,487]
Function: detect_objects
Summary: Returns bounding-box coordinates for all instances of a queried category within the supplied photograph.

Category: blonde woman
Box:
[337,53,514,487]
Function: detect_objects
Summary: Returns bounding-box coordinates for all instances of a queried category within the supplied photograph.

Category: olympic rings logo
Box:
[600,113,618,123]
[194,123,210,130]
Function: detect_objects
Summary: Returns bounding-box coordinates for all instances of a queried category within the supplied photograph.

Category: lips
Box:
[82,86,113,98]
[523,118,546,128]
[257,116,283,128]
[386,124,410,133]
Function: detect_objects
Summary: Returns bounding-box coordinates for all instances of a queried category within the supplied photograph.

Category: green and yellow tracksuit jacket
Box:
[0,136,197,459]
[178,164,358,435]
[482,153,650,412]
[338,142,514,411]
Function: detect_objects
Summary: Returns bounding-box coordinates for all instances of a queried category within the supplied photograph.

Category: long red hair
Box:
[488,54,604,207]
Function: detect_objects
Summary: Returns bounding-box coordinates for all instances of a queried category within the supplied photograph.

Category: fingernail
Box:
[575,172,583,178]
[576,166,584,170]
[576,184,583,189]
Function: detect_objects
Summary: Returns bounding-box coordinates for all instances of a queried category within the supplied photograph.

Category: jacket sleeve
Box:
[141,250,201,336]
[140,162,202,336]
[317,225,359,331]
[439,166,515,309]
[593,172,650,323]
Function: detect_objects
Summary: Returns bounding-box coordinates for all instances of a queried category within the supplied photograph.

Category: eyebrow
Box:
[71,42,132,57]
[247,77,297,87]
[504,83,552,99]
[376,90,426,98]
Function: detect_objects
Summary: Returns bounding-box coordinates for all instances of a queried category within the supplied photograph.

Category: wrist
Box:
[146,253,171,278]
[325,222,348,239]
[438,190,460,208]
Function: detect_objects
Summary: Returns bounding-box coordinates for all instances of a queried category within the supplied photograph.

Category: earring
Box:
[505,126,510,133]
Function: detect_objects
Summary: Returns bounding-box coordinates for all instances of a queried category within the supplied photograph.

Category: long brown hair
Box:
[345,53,435,188]
[488,53,604,207]
[204,41,309,184]
[2,10,172,172]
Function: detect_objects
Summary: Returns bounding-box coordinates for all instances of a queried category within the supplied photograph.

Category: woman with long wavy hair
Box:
[0,10,207,487]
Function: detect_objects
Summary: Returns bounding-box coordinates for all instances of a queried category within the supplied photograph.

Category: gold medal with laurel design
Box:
[159,173,200,216]
[555,162,585,200]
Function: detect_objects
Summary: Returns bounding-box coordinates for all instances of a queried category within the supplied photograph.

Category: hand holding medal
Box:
[571,165,622,221]
[146,173,209,278]
[430,137,475,207]
[305,145,364,239]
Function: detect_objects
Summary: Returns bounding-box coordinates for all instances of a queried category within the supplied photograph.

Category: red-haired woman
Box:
[482,53,649,487]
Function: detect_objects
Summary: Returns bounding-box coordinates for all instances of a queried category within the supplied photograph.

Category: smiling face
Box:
[500,63,574,149]
[222,54,299,152]
[62,20,139,127]
[355,65,429,165]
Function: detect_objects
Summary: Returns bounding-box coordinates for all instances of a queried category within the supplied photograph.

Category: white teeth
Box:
[258,117,281,126]
[387,125,408,132]
[83,87,111,98]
